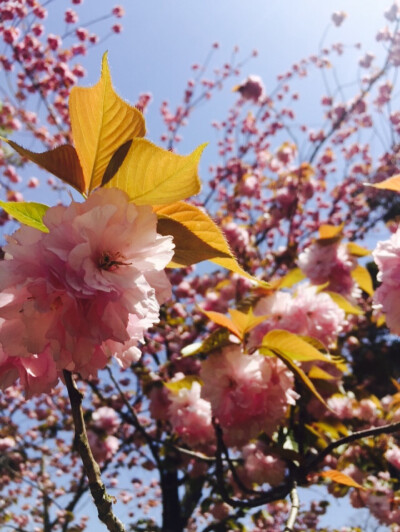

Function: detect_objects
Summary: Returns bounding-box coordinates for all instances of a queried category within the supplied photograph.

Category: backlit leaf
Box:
[229,308,267,336]
[181,329,232,357]
[105,140,205,204]
[320,470,364,490]
[69,53,146,193]
[318,223,344,241]
[351,265,374,296]
[200,309,242,338]
[0,139,85,194]
[367,175,400,193]
[308,366,336,380]
[154,202,267,284]
[0,200,49,232]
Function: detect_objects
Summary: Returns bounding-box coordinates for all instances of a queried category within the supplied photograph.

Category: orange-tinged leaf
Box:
[351,265,374,296]
[69,53,145,193]
[261,329,332,363]
[320,470,364,490]
[347,242,370,257]
[1,139,85,193]
[228,308,267,336]
[200,309,242,338]
[105,140,205,204]
[367,175,400,193]
[154,202,267,284]
[318,223,344,240]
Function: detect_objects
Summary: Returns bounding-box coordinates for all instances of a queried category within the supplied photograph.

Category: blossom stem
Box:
[63,370,126,532]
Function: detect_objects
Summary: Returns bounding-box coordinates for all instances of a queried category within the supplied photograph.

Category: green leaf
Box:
[0,200,49,232]
[261,329,332,363]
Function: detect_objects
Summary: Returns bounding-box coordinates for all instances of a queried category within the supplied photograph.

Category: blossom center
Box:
[98,250,131,271]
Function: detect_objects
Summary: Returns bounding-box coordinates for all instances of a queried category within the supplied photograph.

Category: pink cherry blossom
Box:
[242,441,286,487]
[235,75,265,103]
[167,379,214,446]
[0,188,174,393]
[92,406,120,435]
[385,445,400,470]
[249,285,345,348]
[87,431,119,463]
[200,345,297,445]
[331,11,347,27]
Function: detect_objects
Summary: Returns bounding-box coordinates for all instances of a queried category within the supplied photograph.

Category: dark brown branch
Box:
[63,370,125,532]
[304,420,400,474]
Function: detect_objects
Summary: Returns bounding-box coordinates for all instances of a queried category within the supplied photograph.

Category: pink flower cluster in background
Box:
[249,284,345,349]
[200,345,298,445]
[373,228,400,334]
[0,188,174,396]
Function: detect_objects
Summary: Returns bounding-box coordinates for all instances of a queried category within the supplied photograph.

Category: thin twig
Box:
[283,482,299,532]
[63,370,126,532]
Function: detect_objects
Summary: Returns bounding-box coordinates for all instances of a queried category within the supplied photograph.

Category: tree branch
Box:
[63,370,125,532]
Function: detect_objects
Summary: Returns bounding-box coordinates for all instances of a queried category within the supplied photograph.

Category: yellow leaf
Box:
[69,53,145,193]
[259,346,329,408]
[157,217,230,267]
[347,242,370,257]
[308,366,336,380]
[320,470,364,490]
[351,265,374,296]
[277,268,306,289]
[200,309,242,339]
[260,329,333,363]
[367,175,400,193]
[318,223,345,240]
[326,291,363,315]
[0,139,85,194]
[164,375,202,393]
[228,308,267,336]
[104,140,205,204]
[154,202,266,284]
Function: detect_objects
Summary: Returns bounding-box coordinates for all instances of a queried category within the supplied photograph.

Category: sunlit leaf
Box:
[164,375,203,393]
[367,175,400,193]
[351,265,374,296]
[229,308,267,336]
[0,139,85,194]
[260,329,332,363]
[318,223,344,240]
[154,202,267,284]
[320,470,364,490]
[347,242,370,257]
[277,267,306,288]
[326,291,363,315]
[69,53,146,193]
[105,140,205,204]
[0,200,49,232]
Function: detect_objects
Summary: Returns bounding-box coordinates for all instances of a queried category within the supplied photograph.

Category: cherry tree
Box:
[1,2,400,532]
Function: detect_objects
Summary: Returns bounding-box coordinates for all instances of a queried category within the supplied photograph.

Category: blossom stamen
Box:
[98,250,131,271]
